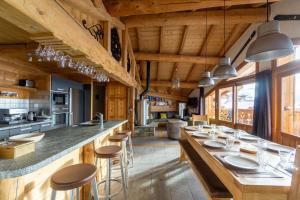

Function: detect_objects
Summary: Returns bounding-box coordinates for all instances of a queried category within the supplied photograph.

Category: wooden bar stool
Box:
[108,134,129,186]
[116,130,134,167]
[94,145,127,200]
[50,163,99,200]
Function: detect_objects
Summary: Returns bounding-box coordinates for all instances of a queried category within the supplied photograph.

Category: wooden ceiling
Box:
[103,0,277,97]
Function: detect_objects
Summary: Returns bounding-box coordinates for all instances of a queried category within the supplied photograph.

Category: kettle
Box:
[27,111,36,121]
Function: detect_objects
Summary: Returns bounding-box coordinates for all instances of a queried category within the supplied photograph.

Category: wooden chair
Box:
[288,145,300,200]
[192,114,209,126]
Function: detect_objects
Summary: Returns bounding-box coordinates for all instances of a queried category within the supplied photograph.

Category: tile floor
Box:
[112,136,208,200]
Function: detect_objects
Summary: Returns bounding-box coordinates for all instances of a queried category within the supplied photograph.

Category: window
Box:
[281,73,300,135]
[236,83,255,125]
[219,87,233,122]
[228,62,256,81]
[205,91,215,119]
[277,46,300,66]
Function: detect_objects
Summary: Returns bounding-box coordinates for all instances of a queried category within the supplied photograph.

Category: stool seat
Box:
[51,164,97,191]
[116,130,131,136]
[108,134,128,142]
[95,145,122,158]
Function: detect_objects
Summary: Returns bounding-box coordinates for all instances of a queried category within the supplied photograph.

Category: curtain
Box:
[252,70,272,140]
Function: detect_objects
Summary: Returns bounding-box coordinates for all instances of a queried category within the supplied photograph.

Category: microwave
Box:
[51,91,69,106]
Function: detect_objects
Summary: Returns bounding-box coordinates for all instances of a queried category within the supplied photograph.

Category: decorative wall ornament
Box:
[82,19,104,42]
[111,28,121,61]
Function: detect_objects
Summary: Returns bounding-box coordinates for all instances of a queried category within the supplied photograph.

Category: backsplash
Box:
[0,98,29,109]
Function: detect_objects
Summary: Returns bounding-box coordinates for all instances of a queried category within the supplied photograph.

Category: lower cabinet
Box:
[0,130,9,140]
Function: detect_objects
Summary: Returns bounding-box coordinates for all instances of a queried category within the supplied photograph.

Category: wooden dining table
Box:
[180,127,293,200]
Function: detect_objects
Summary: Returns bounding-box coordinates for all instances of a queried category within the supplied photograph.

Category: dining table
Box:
[180,126,294,200]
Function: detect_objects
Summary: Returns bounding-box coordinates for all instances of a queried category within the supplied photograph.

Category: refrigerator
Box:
[178,103,186,119]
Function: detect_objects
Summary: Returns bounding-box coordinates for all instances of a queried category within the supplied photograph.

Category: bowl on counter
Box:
[9,132,45,142]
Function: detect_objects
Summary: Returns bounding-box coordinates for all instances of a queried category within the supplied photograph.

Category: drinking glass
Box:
[225,137,235,150]
[198,124,203,131]
[233,130,239,139]
[279,150,292,167]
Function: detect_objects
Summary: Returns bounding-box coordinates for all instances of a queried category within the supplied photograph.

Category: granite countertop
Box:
[0,120,127,179]
[0,120,51,131]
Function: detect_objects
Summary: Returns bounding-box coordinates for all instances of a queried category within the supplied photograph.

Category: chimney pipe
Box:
[140,61,151,99]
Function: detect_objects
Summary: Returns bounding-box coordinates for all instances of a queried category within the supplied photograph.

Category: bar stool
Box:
[116,130,134,167]
[94,145,127,200]
[50,163,99,200]
[108,135,129,186]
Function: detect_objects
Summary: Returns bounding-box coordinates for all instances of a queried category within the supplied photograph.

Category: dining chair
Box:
[192,114,209,126]
[288,145,300,200]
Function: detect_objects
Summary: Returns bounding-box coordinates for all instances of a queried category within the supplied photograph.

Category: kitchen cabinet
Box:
[40,122,52,132]
[0,130,9,140]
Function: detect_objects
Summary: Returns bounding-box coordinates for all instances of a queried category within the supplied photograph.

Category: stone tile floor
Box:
[111,136,208,200]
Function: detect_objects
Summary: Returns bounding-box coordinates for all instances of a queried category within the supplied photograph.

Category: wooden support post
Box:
[103,21,111,53]
[128,87,135,136]
[288,145,300,200]
[90,81,94,120]
[122,27,128,69]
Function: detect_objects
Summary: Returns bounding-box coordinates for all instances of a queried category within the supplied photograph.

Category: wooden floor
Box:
[111,135,208,200]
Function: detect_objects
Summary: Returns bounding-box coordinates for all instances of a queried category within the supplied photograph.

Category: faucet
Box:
[96,113,104,130]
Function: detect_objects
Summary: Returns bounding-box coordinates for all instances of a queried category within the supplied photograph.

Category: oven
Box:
[52,112,69,128]
[51,90,70,128]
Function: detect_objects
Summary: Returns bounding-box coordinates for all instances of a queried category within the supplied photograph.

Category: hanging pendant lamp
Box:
[213,0,237,79]
[199,9,215,87]
[245,1,294,62]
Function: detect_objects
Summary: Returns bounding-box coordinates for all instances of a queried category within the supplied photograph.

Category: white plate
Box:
[267,143,294,153]
[192,132,209,138]
[224,155,260,170]
[203,140,226,148]
[239,134,259,141]
[185,126,198,131]
[9,132,45,142]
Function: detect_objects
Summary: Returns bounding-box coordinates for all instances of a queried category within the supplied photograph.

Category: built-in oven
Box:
[51,90,70,128]
[52,112,69,129]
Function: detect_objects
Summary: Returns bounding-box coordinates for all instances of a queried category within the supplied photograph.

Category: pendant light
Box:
[213,0,237,79]
[245,0,294,62]
[198,9,215,87]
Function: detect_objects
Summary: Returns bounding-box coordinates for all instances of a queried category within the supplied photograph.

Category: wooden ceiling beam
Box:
[142,81,198,89]
[171,25,190,81]
[0,0,138,87]
[135,52,220,65]
[123,8,266,28]
[147,91,187,102]
[103,0,278,17]
[57,0,125,29]
[185,25,214,81]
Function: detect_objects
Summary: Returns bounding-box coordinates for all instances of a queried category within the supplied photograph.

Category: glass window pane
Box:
[281,73,300,135]
[219,87,233,122]
[205,91,215,119]
[237,83,255,125]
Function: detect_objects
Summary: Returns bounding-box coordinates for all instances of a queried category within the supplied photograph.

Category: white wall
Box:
[189,0,300,96]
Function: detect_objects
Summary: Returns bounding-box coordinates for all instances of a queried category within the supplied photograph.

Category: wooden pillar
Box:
[90,81,94,120]
[122,27,128,69]
[288,145,300,200]
[103,21,111,53]
[128,87,135,135]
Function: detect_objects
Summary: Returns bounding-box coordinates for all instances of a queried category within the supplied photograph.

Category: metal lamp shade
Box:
[245,20,294,62]
[213,57,237,79]
[198,71,215,87]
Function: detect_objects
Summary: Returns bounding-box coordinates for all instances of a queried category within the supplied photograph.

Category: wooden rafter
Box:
[135,52,219,65]
[147,91,187,102]
[123,8,266,28]
[185,25,214,81]
[171,25,190,81]
[142,81,198,89]
[103,0,278,17]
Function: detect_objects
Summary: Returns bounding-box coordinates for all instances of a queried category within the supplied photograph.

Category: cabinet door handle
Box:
[57,88,65,91]
[41,124,50,127]
[20,127,32,131]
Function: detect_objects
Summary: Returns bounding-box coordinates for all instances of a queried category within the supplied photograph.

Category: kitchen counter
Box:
[0,120,127,179]
[0,120,51,131]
